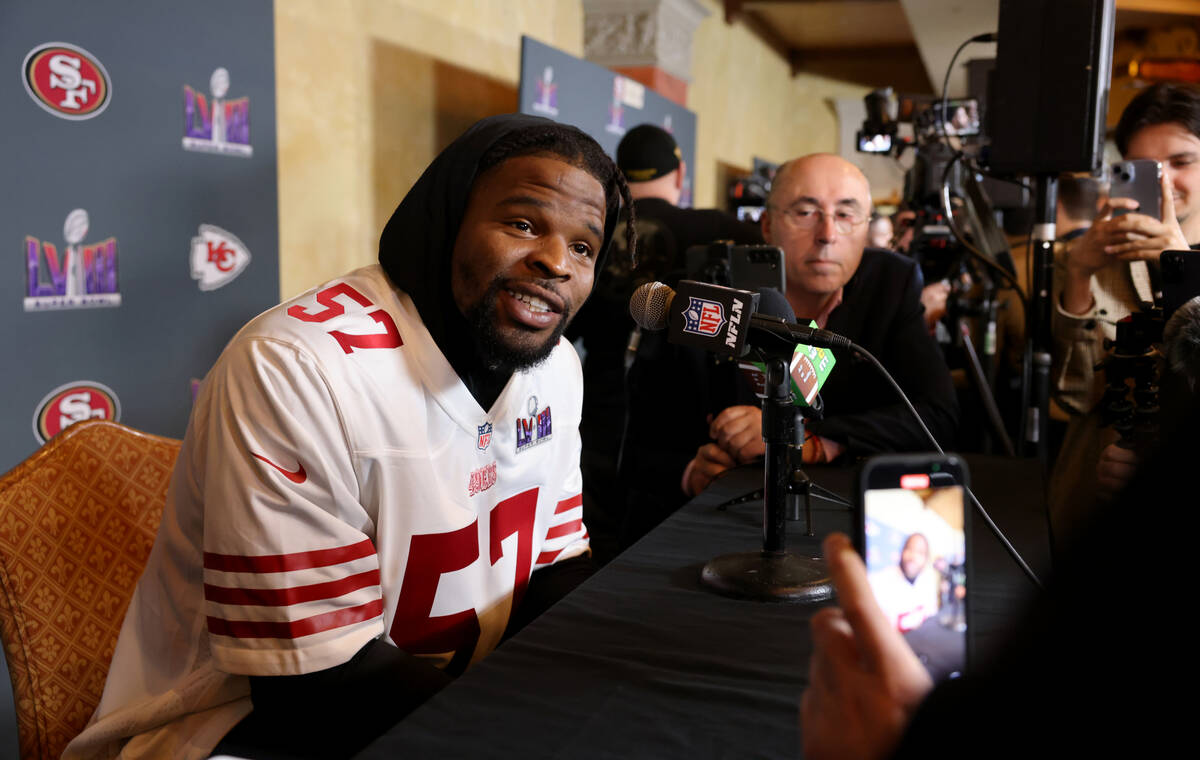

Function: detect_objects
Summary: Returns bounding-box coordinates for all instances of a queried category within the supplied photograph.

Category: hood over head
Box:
[378,113,624,357]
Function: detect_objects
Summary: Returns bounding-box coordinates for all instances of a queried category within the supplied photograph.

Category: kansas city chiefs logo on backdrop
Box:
[32,381,121,444]
[190,224,251,291]
[23,42,112,120]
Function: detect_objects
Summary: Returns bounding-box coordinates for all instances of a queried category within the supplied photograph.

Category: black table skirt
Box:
[358,457,1049,760]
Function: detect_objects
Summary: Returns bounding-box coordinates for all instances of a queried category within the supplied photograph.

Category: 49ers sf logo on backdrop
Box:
[190,224,251,291]
[32,381,121,444]
[22,42,112,120]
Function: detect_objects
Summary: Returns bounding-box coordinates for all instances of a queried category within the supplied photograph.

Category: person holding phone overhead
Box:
[1050,82,1200,536]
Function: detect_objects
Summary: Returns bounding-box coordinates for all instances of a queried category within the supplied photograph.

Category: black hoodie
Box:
[377,113,622,408]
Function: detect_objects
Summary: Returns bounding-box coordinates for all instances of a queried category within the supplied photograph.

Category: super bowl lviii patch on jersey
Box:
[516,395,552,453]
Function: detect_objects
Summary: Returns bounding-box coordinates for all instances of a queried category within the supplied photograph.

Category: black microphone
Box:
[629,280,851,356]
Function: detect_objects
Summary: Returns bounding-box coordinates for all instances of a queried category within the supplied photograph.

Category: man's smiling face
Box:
[451,153,605,371]
[1124,121,1200,244]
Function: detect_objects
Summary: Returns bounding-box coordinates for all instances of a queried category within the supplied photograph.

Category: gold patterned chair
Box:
[0,420,179,760]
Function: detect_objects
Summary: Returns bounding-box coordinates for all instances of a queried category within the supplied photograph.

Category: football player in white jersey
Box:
[64,115,635,760]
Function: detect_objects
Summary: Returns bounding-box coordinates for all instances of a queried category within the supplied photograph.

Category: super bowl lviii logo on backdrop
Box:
[183,67,251,157]
[531,66,558,117]
[22,42,111,120]
[32,381,121,444]
[25,209,121,311]
[191,224,251,291]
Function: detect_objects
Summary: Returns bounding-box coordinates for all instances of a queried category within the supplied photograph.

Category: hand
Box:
[1059,193,1176,315]
[919,281,951,333]
[1064,198,1137,280]
[709,405,765,464]
[682,443,737,497]
[1097,442,1139,499]
[1103,169,1191,262]
[801,533,933,760]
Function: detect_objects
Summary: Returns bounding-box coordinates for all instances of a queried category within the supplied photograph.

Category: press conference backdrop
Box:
[1,0,279,476]
[518,36,698,207]
[1,0,277,750]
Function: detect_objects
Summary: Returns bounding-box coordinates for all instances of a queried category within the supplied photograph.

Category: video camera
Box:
[685,241,785,295]
[857,88,1010,286]
[856,88,981,157]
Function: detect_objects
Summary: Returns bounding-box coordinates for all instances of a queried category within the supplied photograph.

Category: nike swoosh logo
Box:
[251,453,307,484]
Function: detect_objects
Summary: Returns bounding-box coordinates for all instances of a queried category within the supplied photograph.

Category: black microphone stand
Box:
[1021,175,1058,463]
[700,355,834,602]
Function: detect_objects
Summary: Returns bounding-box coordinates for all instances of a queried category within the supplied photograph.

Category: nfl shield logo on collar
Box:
[683,296,725,337]
[477,422,493,451]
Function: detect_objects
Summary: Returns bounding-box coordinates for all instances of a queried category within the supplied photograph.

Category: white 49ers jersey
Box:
[65,265,589,760]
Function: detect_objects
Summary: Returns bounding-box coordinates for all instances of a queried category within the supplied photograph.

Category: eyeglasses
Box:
[770,204,866,235]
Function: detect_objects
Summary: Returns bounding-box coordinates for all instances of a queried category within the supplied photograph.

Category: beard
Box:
[463,278,570,373]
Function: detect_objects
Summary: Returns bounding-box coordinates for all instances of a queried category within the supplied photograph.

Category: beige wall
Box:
[687,0,871,209]
[274,0,867,298]
[275,0,584,298]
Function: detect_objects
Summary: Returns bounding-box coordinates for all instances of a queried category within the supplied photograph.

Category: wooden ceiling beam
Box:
[1115,0,1200,15]
[792,43,921,61]
[743,0,876,5]
[724,0,802,75]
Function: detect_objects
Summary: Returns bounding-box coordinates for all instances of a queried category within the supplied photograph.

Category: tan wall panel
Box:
[688,0,872,210]
[275,0,583,299]
[275,0,868,298]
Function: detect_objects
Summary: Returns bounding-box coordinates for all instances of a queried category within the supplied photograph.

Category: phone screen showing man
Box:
[864,477,966,681]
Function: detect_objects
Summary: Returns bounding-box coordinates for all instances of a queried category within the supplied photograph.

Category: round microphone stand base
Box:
[700,551,833,603]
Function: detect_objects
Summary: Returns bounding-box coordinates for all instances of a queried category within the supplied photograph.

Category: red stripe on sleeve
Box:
[204,569,381,607]
[554,494,582,514]
[544,518,584,539]
[207,598,384,640]
[536,548,565,565]
[204,538,376,573]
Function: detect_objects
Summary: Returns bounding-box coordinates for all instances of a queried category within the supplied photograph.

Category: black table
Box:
[358,457,1050,760]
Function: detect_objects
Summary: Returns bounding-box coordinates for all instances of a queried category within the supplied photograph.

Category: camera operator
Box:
[886,206,954,336]
[1050,83,1200,531]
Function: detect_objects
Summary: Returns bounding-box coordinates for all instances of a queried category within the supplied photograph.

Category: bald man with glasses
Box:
[677,154,959,498]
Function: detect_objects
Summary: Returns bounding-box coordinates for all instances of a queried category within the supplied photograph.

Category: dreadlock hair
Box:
[1115,82,1200,156]
[476,123,638,266]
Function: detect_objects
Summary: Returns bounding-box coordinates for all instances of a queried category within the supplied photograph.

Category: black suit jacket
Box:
[619,248,958,543]
[807,247,958,453]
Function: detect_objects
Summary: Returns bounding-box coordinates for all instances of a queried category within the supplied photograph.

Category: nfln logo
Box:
[191,224,250,291]
[32,380,121,444]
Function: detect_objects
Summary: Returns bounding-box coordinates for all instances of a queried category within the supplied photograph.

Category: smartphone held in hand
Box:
[1108,159,1163,220]
[855,453,971,682]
